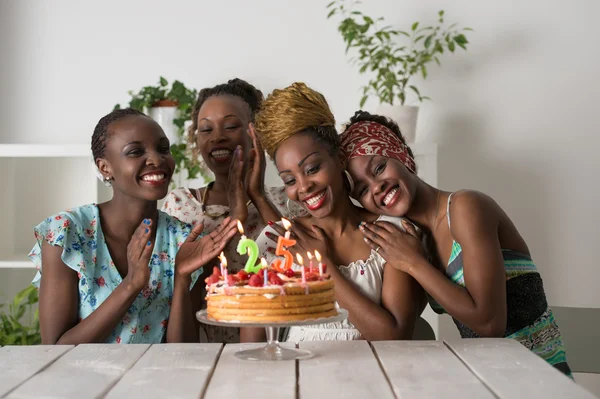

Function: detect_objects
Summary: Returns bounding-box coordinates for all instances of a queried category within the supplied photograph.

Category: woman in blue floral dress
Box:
[29,108,238,345]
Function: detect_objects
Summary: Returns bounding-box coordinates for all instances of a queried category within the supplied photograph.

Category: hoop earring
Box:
[343,170,355,192]
[286,198,308,219]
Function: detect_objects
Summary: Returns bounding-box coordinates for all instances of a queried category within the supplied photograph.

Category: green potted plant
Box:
[327,2,472,141]
[114,77,211,183]
[0,285,41,346]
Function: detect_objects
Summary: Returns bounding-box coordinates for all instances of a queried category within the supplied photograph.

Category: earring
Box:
[343,170,355,192]
[286,198,308,219]
[103,176,113,187]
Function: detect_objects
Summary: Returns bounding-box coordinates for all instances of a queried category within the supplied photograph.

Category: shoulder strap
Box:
[446,192,454,232]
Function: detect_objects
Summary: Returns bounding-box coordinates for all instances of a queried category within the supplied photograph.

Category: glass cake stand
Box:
[196,308,348,361]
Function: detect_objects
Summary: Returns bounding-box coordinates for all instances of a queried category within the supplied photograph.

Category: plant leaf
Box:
[421,65,428,79]
[326,1,335,8]
[424,35,433,49]
[360,95,368,108]
[159,77,168,87]
[327,9,336,18]
[409,85,421,96]
[454,34,468,44]
[448,41,456,52]
[411,22,419,31]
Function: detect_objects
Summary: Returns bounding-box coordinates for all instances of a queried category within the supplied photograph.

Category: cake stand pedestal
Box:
[196,308,348,361]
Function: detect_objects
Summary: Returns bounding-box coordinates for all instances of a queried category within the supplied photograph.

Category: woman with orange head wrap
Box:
[253,83,425,341]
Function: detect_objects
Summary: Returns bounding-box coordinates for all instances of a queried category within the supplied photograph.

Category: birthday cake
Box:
[204,265,337,323]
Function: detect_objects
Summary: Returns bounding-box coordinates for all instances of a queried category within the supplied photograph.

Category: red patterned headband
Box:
[340,120,416,173]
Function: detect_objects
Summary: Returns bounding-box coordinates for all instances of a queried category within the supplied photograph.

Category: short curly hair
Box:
[187,78,264,161]
[91,108,147,161]
[254,82,339,160]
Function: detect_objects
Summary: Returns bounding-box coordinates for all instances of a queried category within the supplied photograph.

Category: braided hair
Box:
[254,82,339,160]
[187,78,264,161]
[342,110,415,161]
[91,108,147,161]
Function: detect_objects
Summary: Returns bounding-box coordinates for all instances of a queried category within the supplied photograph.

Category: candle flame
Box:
[219,252,227,267]
[306,252,313,260]
[296,253,304,265]
[237,220,244,235]
[281,218,292,230]
[261,258,268,268]
[314,250,322,262]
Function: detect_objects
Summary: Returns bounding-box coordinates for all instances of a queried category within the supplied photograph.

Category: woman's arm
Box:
[408,193,507,337]
[39,241,144,345]
[167,219,239,342]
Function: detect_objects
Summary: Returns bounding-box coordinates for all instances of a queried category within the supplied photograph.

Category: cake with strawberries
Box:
[204,265,337,323]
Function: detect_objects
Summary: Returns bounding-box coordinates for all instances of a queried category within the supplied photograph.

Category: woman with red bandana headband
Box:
[340,110,572,377]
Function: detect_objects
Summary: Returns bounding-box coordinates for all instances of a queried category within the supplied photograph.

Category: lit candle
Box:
[315,250,323,276]
[223,267,229,287]
[237,221,261,273]
[261,258,268,286]
[282,218,292,239]
[306,252,314,273]
[296,253,305,284]
[219,251,226,276]
[274,218,296,271]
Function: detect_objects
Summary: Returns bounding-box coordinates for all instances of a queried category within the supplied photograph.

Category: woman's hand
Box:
[265,220,332,263]
[175,217,239,277]
[125,218,155,290]
[245,123,267,201]
[359,220,425,273]
[227,146,250,224]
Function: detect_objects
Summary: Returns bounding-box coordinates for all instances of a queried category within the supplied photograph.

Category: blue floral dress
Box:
[29,204,202,344]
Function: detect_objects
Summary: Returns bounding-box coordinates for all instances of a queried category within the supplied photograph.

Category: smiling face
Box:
[195,95,252,175]
[347,155,418,217]
[275,132,346,219]
[97,114,175,201]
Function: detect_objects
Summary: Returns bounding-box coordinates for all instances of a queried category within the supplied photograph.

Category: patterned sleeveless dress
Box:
[427,193,572,377]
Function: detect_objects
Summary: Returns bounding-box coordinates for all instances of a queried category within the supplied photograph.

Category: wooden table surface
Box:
[0,338,595,398]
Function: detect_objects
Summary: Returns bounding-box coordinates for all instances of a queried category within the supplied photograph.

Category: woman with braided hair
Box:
[340,111,572,376]
[253,83,425,341]
[29,108,239,345]
[162,78,297,343]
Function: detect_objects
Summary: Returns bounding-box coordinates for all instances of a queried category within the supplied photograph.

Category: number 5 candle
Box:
[274,218,296,271]
[237,221,261,273]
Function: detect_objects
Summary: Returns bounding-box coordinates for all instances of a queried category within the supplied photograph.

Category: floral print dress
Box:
[29,204,201,344]
[162,186,298,343]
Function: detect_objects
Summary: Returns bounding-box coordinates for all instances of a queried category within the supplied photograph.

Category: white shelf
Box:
[0,144,91,158]
[0,254,33,269]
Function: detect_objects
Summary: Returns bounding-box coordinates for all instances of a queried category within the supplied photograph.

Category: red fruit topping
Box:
[227,275,238,286]
[212,266,221,277]
[321,264,327,273]
[237,270,249,280]
[206,274,219,285]
[305,272,319,282]
[248,274,263,287]
[258,268,266,278]
[269,274,284,285]
[284,269,295,278]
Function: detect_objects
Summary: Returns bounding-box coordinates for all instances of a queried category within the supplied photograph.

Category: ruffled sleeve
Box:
[29,210,90,288]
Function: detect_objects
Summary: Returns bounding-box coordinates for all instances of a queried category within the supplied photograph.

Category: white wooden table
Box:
[0,339,595,398]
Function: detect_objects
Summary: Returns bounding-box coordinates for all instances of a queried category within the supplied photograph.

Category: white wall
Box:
[1,0,599,359]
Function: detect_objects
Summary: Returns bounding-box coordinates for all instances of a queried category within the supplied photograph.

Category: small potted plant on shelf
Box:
[114,77,210,183]
[0,285,41,346]
[327,2,472,142]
